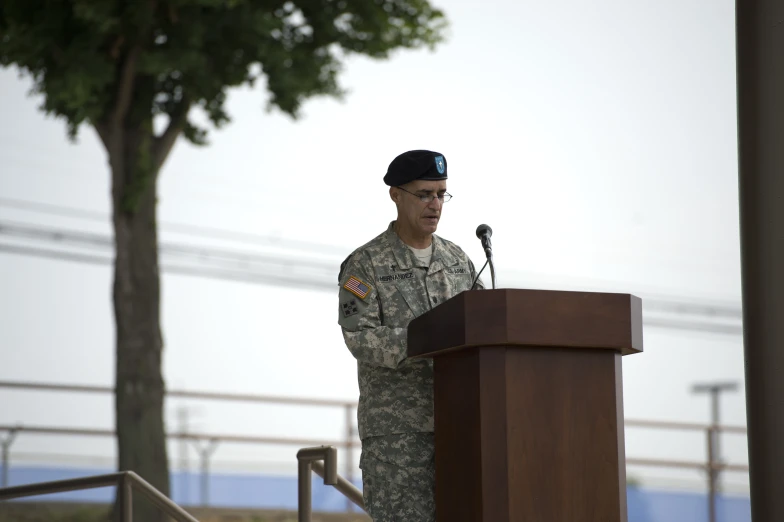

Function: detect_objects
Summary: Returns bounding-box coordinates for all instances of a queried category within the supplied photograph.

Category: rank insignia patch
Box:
[343,276,371,299]
[342,299,359,318]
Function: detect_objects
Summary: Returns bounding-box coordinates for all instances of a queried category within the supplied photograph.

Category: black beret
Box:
[383,150,447,187]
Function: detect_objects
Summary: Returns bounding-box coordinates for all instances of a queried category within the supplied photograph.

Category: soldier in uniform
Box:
[337,150,484,521]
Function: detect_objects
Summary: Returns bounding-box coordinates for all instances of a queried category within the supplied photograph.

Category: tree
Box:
[0,1,446,520]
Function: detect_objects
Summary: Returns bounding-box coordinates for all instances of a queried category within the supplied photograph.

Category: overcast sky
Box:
[0,0,747,494]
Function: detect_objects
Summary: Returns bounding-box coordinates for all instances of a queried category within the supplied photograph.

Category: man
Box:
[337,149,484,521]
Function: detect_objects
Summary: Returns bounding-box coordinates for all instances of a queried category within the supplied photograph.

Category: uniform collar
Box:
[383,221,458,272]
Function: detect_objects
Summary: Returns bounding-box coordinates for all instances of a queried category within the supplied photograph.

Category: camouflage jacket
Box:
[338,221,483,439]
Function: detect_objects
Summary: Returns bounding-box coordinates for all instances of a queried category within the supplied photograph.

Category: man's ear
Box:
[389,187,399,204]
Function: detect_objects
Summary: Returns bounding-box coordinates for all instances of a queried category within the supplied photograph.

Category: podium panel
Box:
[408,289,642,522]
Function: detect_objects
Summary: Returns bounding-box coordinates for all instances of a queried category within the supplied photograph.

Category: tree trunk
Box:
[109,127,170,522]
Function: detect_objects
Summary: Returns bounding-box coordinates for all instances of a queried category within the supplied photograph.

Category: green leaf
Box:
[0,0,448,147]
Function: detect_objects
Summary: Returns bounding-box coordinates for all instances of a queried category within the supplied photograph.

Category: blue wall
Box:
[1,465,751,521]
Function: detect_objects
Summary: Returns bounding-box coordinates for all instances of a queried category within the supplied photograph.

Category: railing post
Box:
[297,446,339,522]
[177,406,190,506]
[191,438,219,507]
[344,404,354,513]
[1,427,19,488]
[120,474,133,522]
[298,457,313,522]
[706,426,717,522]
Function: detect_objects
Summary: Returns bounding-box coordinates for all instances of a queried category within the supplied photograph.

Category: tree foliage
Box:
[0,0,447,143]
[0,2,447,520]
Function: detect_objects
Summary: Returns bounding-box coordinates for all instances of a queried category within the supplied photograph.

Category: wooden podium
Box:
[407,288,643,522]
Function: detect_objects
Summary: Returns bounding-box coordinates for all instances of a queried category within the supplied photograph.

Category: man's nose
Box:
[428,197,443,210]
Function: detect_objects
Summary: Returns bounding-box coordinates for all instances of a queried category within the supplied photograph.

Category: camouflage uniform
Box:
[338,221,483,521]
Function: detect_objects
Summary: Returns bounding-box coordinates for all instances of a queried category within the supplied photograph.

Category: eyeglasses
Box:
[397,186,453,203]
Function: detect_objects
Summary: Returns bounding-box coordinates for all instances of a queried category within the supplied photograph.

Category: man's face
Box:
[392,179,448,236]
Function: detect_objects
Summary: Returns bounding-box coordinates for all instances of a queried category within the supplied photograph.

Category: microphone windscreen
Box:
[476,224,492,238]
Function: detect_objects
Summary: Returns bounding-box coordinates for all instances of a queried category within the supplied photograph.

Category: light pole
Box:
[692,381,739,522]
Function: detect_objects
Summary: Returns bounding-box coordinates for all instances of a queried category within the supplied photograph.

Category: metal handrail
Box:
[297,446,365,522]
[0,423,357,449]
[312,460,365,508]
[0,379,750,434]
[0,379,754,511]
[0,470,199,522]
[0,380,355,408]
[626,457,750,472]
[625,418,748,434]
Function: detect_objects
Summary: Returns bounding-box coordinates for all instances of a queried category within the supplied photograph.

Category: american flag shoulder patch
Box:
[343,275,372,300]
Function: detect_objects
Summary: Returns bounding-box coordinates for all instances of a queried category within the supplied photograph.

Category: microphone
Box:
[476,224,493,258]
[472,224,497,290]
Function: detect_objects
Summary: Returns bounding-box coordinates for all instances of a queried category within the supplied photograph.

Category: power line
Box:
[0,220,339,275]
[0,197,107,223]
[643,317,742,335]
[0,243,335,292]
[0,240,744,336]
[0,197,746,336]
[0,243,111,267]
[0,197,745,316]
[0,197,349,256]
[0,219,743,314]
[637,300,741,320]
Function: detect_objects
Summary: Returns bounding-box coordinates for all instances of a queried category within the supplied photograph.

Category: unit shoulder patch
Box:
[341,298,360,318]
